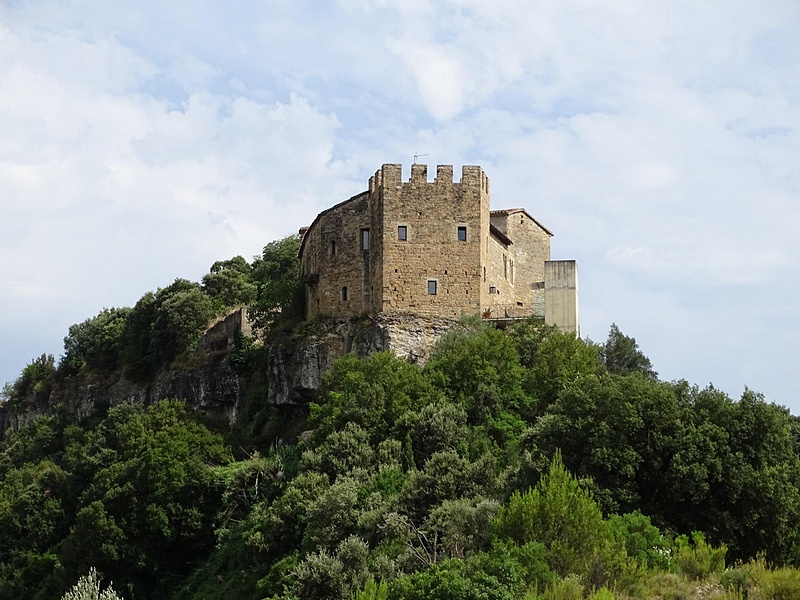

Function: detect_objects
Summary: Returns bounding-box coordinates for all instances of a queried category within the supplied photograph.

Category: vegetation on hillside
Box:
[1,235,800,599]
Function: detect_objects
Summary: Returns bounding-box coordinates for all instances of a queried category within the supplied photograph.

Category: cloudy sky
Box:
[2,1,799,412]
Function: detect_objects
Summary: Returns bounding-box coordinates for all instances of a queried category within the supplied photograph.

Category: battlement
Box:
[368,163,489,194]
[299,162,575,332]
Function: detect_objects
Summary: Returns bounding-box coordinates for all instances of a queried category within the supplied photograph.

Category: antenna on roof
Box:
[413,153,429,164]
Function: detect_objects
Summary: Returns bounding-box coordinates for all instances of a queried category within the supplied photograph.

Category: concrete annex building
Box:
[299,163,579,333]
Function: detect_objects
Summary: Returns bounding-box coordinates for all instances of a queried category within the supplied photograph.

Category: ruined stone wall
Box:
[300,191,374,318]
[377,164,488,318]
[197,306,253,352]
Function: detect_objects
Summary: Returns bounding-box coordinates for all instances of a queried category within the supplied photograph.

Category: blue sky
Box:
[2,1,799,412]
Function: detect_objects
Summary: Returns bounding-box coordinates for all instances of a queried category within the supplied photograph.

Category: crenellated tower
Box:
[298,163,569,328]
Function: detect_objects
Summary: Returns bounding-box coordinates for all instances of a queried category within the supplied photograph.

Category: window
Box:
[427,280,437,295]
[398,225,407,241]
[361,229,370,250]
[457,226,467,241]
[330,240,336,256]
[342,286,348,301]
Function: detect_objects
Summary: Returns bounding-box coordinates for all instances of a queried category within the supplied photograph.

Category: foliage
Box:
[202,255,257,310]
[120,279,215,379]
[311,352,439,443]
[388,558,515,600]
[4,239,800,600]
[608,511,671,571]
[425,323,531,423]
[60,308,131,375]
[673,532,727,580]
[0,400,231,599]
[61,568,123,600]
[352,578,388,600]
[249,235,305,333]
[5,354,57,406]
[494,452,623,582]
[601,323,657,379]
[528,329,603,409]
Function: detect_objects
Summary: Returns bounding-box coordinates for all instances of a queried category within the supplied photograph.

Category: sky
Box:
[2,1,799,413]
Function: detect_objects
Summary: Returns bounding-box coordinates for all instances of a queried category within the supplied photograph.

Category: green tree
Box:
[61,308,131,375]
[311,352,439,443]
[388,558,515,600]
[201,256,257,310]
[601,323,657,379]
[9,354,56,403]
[531,373,675,513]
[120,279,215,379]
[493,453,622,580]
[424,324,530,424]
[59,400,231,599]
[528,330,602,410]
[249,235,305,333]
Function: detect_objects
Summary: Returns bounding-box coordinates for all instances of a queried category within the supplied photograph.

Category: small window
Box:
[427,280,437,295]
[342,286,348,301]
[398,225,407,241]
[457,226,467,241]
[330,240,337,256]
[361,229,370,250]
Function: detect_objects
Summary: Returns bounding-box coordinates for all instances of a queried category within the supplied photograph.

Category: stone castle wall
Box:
[490,209,552,316]
[300,164,552,321]
[377,164,488,318]
[300,191,374,317]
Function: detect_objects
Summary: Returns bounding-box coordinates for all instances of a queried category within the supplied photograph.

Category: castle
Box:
[299,163,578,333]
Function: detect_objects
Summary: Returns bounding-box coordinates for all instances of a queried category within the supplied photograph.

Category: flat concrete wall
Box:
[544,260,579,335]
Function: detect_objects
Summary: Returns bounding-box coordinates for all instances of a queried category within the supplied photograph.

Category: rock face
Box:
[45,353,245,424]
[266,313,460,404]
[0,312,460,438]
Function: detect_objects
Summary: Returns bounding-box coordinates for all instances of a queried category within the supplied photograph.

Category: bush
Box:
[674,532,726,580]
[61,568,122,600]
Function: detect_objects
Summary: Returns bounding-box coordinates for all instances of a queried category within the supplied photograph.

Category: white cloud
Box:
[1,0,799,413]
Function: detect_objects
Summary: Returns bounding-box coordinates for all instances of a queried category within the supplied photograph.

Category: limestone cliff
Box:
[266,313,460,404]
[0,311,460,438]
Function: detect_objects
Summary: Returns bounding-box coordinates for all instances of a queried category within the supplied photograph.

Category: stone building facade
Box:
[299,163,568,324]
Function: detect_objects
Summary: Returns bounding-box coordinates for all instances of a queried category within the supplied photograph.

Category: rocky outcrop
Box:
[44,353,246,424]
[0,311,462,438]
[266,313,460,404]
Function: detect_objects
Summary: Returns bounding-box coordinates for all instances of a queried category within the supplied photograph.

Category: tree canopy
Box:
[2,248,799,600]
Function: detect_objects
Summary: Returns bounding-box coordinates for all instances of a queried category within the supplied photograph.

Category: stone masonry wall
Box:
[377,164,488,318]
[485,233,515,315]
[300,191,373,318]
[490,209,552,316]
[300,164,549,322]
